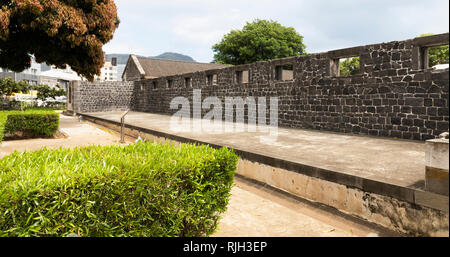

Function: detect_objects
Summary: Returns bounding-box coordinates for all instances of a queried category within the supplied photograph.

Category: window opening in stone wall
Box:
[275,64,294,81]
[427,44,449,70]
[167,79,173,88]
[206,74,218,86]
[235,70,249,84]
[185,77,192,88]
[330,56,360,77]
[339,57,360,76]
[152,81,157,89]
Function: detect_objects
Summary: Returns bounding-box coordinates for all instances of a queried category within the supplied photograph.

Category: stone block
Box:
[425,139,449,196]
[414,190,449,212]
[405,97,424,106]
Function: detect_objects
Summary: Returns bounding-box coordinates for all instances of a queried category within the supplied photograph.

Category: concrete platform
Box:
[80,111,449,236]
[82,111,425,188]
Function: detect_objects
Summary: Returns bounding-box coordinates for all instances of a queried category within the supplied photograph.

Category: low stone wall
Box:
[69,33,449,141]
[71,81,135,113]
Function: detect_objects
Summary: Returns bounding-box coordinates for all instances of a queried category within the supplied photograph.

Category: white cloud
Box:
[171,9,247,46]
[105,0,449,62]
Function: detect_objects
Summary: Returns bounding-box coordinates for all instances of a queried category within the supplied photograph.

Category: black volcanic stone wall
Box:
[73,81,135,113]
[72,34,449,141]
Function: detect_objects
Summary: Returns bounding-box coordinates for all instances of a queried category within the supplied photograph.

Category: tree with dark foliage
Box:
[0,0,119,81]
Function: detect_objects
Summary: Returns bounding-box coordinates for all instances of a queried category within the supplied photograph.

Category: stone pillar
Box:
[66,81,75,113]
[72,81,80,114]
[425,136,449,196]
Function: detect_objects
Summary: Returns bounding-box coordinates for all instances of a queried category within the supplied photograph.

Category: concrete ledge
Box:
[236,159,448,236]
[80,113,441,210]
[80,113,449,236]
[413,33,449,47]
[327,46,365,59]
[415,190,449,213]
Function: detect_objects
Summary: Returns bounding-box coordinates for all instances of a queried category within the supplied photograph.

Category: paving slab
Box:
[0,113,125,158]
[215,184,354,237]
[82,111,426,190]
[213,177,395,237]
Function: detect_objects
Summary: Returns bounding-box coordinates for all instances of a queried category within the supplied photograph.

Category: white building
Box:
[433,63,449,70]
[95,57,119,81]
[2,56,121,87]
[40,67,82,91]
[0,56,42,85]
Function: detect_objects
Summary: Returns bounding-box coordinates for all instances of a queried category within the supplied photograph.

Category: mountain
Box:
[153,52,195,62]
[105,54,130,65]
[106,52,196,65]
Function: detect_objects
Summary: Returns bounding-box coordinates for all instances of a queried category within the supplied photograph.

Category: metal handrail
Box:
[120,109,130,143]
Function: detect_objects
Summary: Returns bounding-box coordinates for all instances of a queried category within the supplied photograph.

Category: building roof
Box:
[40,69,82,81]
[124,54,230,80]
[432,63,449,70]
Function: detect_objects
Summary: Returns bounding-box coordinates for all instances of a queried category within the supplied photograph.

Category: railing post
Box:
[120,109,130,144]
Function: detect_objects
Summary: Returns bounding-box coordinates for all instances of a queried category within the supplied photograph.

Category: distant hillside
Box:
[105,54,130,65]
[106,52,196,65]
[153,52,195,62]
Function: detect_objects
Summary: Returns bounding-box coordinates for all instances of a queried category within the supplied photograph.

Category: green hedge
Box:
[0,109,58,142]
[0,142,239,237]
[4,113,59,136]
[0,113,7,142]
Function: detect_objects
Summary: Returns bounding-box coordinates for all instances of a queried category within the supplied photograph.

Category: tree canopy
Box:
[0,0,120,81]
[340,57,360,76]
[212,19,306,65]
[428,45,449,67]
[0,77,64,100]
[0,77,30,96]
[33,83,65,101]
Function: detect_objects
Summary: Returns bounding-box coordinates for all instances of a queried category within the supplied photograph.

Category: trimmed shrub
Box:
[0,142,239,237]
[0,109,58,142]
[4,113,59,137]
[0,113,7,142]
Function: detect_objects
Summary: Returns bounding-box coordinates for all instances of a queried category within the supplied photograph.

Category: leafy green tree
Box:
[428,45,449,67]
[33,84,65,101]
[340,57,360,76]
[0,78,64,101]
[0,78,31,96]
[419,34,449,67]
[212,19,306,65]
[0,0,120,81]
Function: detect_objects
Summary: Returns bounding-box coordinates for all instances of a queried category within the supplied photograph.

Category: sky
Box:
[103,0,450,63]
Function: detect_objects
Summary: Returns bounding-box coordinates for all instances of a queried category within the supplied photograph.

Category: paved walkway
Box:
[214,177,392,237]
[0,113,392,237]
[83,111,426,189]
[0,113,126,158]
